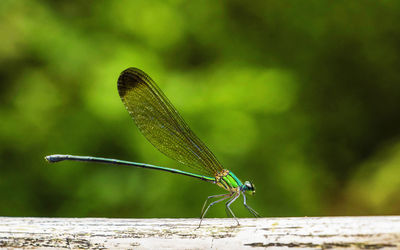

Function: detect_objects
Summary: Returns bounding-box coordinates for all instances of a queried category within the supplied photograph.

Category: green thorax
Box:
[215,169,243,192]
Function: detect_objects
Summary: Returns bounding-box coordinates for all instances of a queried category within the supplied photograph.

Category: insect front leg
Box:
[242,191,260,217]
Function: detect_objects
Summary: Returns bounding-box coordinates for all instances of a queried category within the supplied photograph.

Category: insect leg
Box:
[200,193,231,219]
[225,192,241,225]
[242,191,260,217]
[198,193,233,228]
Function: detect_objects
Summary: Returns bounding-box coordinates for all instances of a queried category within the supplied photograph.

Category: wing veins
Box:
[117,68,223,175]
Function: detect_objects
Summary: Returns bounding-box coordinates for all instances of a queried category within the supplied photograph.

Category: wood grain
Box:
[0,216,399,249]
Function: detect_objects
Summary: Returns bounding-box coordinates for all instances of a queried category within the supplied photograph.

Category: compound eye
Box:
[244,181,253,190]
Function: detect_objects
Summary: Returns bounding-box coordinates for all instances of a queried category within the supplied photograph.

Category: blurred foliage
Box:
[0,0,399,218]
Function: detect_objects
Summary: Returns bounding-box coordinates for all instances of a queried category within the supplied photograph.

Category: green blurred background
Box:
[1,0,399,218]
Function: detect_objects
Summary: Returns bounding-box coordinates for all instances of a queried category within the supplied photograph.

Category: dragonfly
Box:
[45,67,259,226]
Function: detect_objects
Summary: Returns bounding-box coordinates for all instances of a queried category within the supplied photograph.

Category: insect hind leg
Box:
[200,193,230,218]
[198,193,232,228]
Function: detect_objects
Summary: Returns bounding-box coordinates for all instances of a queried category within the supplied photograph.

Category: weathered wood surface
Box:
[0,216,399,249]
